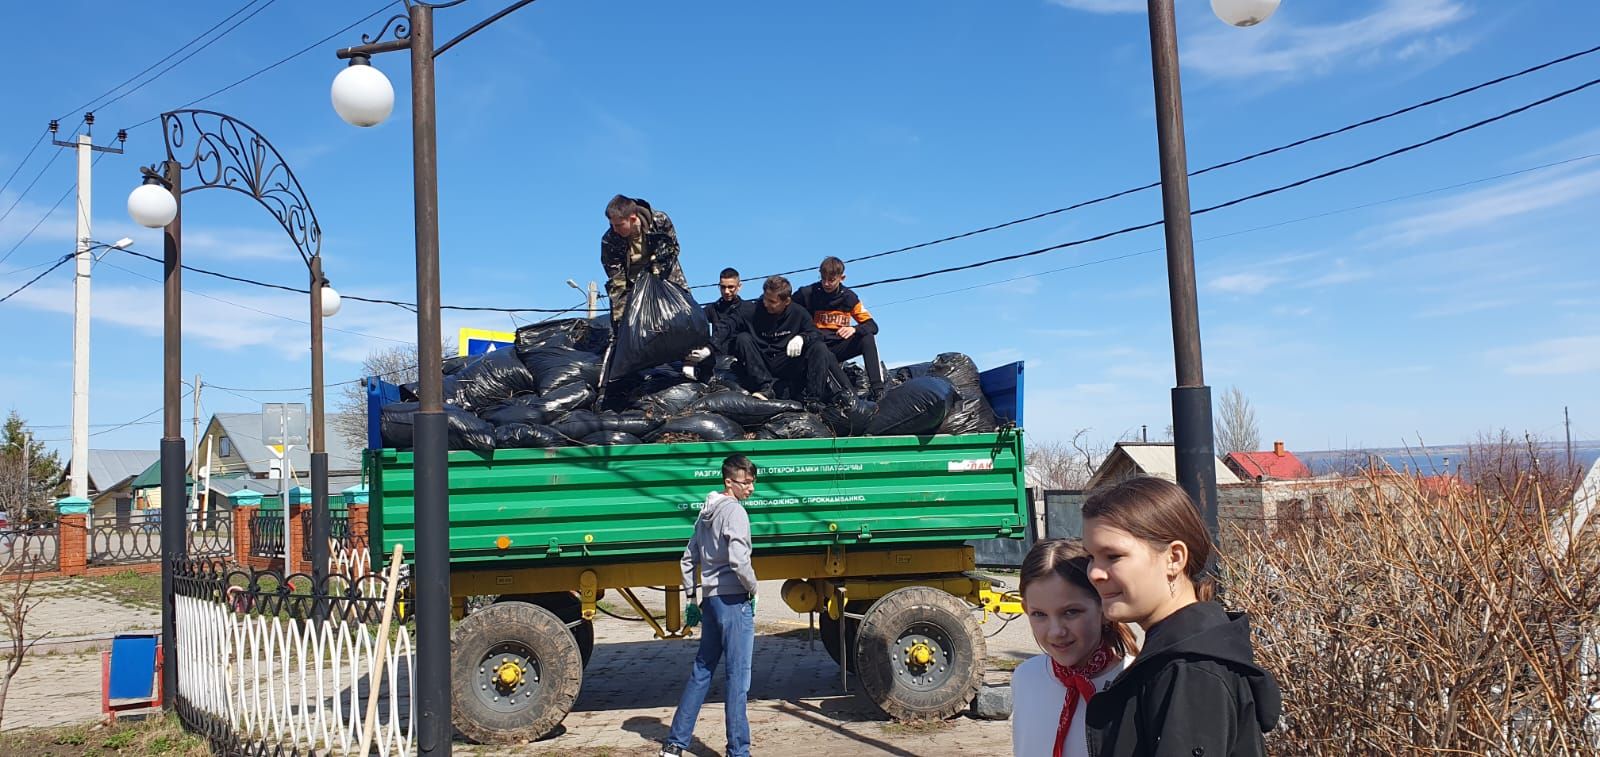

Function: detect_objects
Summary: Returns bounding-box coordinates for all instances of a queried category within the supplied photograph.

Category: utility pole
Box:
[50,114,124,500]
[1565,406,1573,473]
[190,375,202,516]
[568,279,599,319]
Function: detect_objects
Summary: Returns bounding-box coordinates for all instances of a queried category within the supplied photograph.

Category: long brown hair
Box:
[1019,538,1139,656]
[1082,476,1217,602]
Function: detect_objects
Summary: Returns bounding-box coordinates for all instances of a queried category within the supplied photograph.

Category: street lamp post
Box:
[1144,0,1278,545]
[567,278,598,319]
[128,110,336,704]
[331,3,543,752]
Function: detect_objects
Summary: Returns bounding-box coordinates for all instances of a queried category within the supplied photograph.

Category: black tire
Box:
[497,592,595,668]
[818,599,870,671]
[853,586,985,721]
[451,601,583,744]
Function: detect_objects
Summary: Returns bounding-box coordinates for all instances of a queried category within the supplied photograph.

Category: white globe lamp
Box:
[331,57,394,127]
[320,285,342,317]
[1212,0,1280,27]
[127,180,178,228]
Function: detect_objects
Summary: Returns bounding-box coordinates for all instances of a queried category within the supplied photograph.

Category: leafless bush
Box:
[1223,454,1600,755]
[0,553,45,731]
[1026,430,1104,490]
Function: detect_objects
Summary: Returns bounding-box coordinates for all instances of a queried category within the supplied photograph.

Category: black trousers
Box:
[824,331,885,389]
[729,333,844,402]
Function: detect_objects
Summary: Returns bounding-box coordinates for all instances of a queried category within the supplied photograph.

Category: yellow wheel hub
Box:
[906,642,934,667]
[494,659,525,687]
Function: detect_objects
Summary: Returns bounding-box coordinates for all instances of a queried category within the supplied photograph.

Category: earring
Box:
[1168,576,1176,596]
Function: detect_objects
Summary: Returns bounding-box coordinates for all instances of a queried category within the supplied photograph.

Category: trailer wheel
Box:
[451,601,582,744]
[853,586,985,721]
[817,600,869,671]
[497,592,595,667]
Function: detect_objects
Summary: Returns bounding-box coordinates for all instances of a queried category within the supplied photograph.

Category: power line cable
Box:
[0,254,73,303]
[54,0,268,121]
[0,146,64,229]
[695,42,1600,290]
[0,152,109,268]
[93,1,283,118]
[875,152,1600,308]
[123,1,401,132]
[110,246,585,313]
[0,130,49,199]
[95,258,414,345]
[849,77,1600,292]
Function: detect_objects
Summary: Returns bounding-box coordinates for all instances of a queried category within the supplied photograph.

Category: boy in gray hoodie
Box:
[660,454,760,757]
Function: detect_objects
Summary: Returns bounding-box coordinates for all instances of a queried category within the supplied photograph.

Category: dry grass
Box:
[1223,447,1599,755]
[0,713,208,756]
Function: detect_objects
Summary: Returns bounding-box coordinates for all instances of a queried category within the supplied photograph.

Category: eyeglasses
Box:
[728,477,755,486]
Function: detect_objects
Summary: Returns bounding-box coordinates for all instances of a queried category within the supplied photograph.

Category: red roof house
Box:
[1225,441,1313,481]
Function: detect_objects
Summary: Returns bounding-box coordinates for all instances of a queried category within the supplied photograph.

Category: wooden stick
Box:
[357,543,405,756]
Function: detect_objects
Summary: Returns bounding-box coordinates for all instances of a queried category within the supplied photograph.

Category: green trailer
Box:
[364,362,1028,742]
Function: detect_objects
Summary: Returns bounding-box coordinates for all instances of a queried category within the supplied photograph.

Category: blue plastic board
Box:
[108,634,158,700]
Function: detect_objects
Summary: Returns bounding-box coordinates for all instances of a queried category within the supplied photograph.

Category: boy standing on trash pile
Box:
[601,194,709,376]
[725,275,854,409]
[795,256,885,401]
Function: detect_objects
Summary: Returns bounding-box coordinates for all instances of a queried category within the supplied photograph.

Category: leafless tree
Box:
[1224,442,1599,754]
[1213,385,1260,454]
[331,344,426,449]
[0,554,45,731]
[1026,430,1105,490]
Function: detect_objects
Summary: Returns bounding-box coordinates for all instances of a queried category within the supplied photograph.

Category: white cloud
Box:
[1046,0,1145,12]
[1209,271,1280,295]
[1488,335,1600,376]
[1184,0,1470,81]
[1375,166,1600,247]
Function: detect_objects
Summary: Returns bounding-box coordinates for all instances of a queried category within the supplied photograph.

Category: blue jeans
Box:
[666,592,754,756]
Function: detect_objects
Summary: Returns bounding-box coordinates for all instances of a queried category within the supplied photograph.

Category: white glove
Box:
[786,335,804,358]
[685,346,711,364]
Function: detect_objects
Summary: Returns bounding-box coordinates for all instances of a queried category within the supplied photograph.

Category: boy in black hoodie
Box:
[794,256,885,401]
[725,275,852,407]
[1080,477,1281,757]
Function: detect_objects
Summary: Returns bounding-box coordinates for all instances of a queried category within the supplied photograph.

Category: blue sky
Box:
[1,0,1597,460]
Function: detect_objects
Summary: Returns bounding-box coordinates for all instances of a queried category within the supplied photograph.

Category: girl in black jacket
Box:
[1080,477,1281,757]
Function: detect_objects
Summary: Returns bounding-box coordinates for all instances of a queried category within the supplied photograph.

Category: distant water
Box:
[1299,441,1600,477]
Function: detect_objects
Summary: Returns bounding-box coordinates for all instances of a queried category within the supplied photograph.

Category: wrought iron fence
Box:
[249,512,285,559]
[0,524,60,573]
[87,512,163,566]
[188,510,233,559]
[300,509,352,562]
[172,558,413,755]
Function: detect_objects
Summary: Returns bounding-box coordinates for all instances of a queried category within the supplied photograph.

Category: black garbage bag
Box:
[514,318,587,351]
[635,381,708,418]
[629,366,698,398]
[518,347,602,395]
[441,355,474,376]
[478,403,548,428]
[454,348,540,408]
[550,410,604,441]
[400,375,478,409]
[581,431,642,446]
[821,398,878,437]
[842,362,870,396]
[574,320,612,354]
[688,392,805,428]
[493,423,568,449]
[890,361,932,387]
[605,271,710,383]
[707,367,747,394]
[645,413,744,443]
[596,409,660,438]
[759,412,833,439]
[379,401,496,451]
[929,352,999,435]
[508,382,594,416]
[867,376,958,436]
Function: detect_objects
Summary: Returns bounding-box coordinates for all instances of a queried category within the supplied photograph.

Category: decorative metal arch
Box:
[158,109,321,267]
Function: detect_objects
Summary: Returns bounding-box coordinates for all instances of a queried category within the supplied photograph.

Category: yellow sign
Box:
[268,444,285,456]
[457,327,516,357]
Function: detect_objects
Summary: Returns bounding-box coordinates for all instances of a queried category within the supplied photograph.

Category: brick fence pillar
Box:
[347,504,369,544]
[288,503,309,575]
[233,506,256,566]
[58,513,87,577]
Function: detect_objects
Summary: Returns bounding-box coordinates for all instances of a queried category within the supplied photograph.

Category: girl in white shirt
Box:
[1012,539,1138,757]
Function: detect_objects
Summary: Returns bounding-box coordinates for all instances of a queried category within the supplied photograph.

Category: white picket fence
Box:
[175,587,414,755]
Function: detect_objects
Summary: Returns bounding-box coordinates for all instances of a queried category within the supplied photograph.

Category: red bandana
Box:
[1048,644,1117,757]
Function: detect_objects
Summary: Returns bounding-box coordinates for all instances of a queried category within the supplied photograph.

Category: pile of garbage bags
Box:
[380,315,1004,451]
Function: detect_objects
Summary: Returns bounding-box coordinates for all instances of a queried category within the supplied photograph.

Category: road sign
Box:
[261,403,307,447]
[458,327,515,357]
